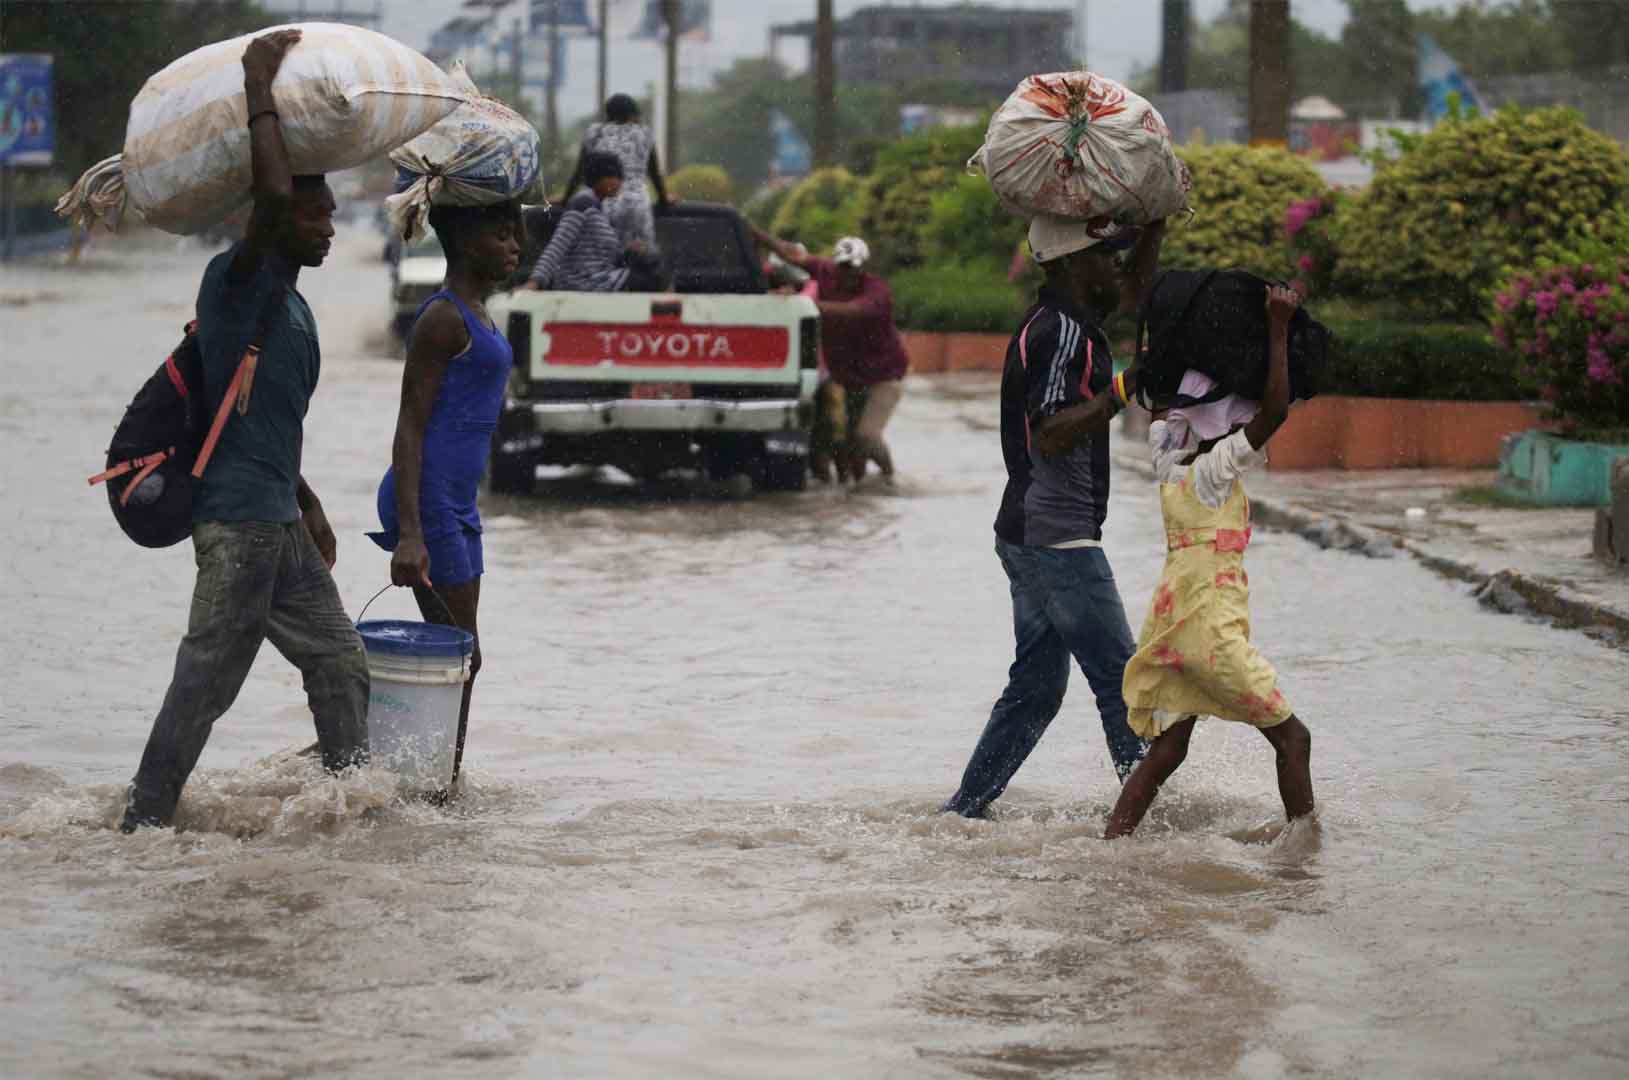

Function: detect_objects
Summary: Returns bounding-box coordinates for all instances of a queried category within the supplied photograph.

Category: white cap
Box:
[833,236,870,267]
[1027,213,1134,264]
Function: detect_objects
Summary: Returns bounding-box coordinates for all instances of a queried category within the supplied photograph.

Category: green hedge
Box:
[1317,312,1524,401]
[1331,104,1629,317]
[769,167,865,253]
[667,164,736,205]
[890,260,1027,334]
[858,122,986,272]
[1161,142,1329,279]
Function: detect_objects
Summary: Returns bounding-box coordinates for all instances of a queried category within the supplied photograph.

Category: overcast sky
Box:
[364,0,1453,129]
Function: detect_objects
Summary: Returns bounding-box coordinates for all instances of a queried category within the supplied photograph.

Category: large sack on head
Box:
[384,64,542,240]
[56,23,466,236]
[973,71,1191,226]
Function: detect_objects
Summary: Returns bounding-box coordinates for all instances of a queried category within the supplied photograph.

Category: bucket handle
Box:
[356,582,460,628]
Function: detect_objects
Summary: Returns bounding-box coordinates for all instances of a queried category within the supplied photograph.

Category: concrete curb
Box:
[1112,449,1629,651]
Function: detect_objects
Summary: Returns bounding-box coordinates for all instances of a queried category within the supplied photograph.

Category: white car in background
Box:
[391,232,445,339]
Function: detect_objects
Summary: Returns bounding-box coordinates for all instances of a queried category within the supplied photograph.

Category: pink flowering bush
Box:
[1284,193,1341,297]
[1491,255,1629,436]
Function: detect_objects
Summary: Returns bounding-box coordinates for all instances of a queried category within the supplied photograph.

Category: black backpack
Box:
[88,289,285,548]
[1133,269,1331,410]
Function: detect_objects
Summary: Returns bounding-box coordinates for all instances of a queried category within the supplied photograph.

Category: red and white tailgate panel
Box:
[510,292,817,385]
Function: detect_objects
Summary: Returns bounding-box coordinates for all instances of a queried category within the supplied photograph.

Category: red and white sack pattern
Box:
[972,71,1192,226]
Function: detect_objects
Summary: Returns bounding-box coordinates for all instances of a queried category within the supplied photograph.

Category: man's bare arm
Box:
[1033,368,1138,459]
[1116,219,1166,317]
[230,29,301,283]
[748,223,814,270]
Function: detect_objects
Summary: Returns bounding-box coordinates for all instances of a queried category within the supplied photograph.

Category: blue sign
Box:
[0,54,54,167]
[530,0,593,33]
[632,0,710,40]
[1418,34,1483,122]
[770,111,810,178]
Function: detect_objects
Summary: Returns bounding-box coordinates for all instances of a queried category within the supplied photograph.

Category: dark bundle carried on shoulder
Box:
[1134,269,1331,410]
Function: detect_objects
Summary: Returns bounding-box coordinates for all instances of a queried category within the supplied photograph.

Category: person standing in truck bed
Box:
[750,228,907,486]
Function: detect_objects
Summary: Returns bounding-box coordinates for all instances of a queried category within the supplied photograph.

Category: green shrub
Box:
[769,167,865,253]
[667,164,736,205]
[891,260,1027,334]
[857,122,987,272]
[1316,308,1523,401]
[741,183,793,229]
[1331,105,1629,317]
[922,172,1028,266]
[1489,254,1629,436]
[1160,142,1328,278]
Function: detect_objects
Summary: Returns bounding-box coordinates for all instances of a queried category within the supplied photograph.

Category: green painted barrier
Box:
[1498,430,1629,507]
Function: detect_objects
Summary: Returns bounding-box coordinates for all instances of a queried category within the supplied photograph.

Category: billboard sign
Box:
[0,54,54,167]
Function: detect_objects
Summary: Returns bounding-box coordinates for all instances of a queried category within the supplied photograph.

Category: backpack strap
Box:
[88,448,173,489]
[190,282,287,479]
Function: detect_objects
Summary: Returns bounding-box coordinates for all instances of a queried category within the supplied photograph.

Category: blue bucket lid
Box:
[356,619,474,658]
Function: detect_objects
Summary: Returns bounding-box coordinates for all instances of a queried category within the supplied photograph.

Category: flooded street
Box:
[3,226,1627,1079]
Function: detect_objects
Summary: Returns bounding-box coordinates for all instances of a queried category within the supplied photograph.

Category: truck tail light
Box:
[799,316,819,371]
[506,311,532,398]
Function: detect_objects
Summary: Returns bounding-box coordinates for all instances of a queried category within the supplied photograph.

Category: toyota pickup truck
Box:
[485,202,820,493]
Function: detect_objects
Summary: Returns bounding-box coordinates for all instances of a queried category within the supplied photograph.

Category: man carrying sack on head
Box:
[941,213,1166,818]
[121,30,369,832]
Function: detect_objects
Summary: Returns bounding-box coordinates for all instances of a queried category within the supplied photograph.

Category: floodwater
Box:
[2,226,1626,1079]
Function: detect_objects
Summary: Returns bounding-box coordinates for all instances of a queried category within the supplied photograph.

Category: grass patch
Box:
[1451,485,1550,510]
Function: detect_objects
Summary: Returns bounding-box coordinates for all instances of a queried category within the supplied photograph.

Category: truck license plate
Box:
[630,382,692,400]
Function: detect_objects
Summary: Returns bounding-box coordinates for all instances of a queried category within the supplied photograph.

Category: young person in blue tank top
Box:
[369,200,522,797]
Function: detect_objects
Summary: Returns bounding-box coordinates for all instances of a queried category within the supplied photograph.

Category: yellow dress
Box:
[1122,472,1292,739]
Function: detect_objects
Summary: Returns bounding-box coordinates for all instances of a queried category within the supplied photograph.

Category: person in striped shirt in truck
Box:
[521,152,665,293]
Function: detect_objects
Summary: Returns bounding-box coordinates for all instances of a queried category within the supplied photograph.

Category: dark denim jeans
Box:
[943,538,1147,817]
[123,521,370,829]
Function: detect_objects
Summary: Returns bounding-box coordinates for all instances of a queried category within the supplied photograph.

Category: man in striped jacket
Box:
[523,152,662,292]
[941,214,1166,819]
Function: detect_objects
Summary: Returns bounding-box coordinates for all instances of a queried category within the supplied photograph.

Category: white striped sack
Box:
[58,23,467,236]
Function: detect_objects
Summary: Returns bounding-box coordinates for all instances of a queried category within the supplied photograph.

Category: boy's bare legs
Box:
[1103,715,1196,839]
[1259,714,1314,821]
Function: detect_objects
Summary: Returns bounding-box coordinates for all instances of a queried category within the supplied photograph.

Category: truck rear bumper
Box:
[528,398,806,434]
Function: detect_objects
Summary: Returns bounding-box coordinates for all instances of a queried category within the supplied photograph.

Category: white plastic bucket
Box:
[357,620,473,792]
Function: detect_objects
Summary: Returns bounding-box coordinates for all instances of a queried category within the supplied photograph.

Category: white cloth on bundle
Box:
[1150,370,1265,509]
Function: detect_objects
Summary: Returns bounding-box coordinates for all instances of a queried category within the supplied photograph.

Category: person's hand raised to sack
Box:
[1265,284,1302,330]
[242,28,302,87]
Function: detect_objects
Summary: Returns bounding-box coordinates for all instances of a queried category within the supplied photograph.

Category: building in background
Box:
[769,4,1073,99]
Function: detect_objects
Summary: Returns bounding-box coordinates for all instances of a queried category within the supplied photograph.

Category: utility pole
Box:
[662,0,679,167]
[813,0,835,167]
[511,17,524,106]
[544,4,560,154]
[1248,0,1290,146]
[597,0,609,108]
[1159,0,1190,94]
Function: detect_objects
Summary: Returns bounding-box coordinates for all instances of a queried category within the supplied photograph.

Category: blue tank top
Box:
[371,291,513,544]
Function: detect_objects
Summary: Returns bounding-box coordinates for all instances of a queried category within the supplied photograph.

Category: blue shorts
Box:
[368,471,484,588]
[423,524,483,587]
[367,519,483,587]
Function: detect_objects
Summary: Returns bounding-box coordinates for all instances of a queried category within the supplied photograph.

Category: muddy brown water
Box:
[2,228,1626,1078]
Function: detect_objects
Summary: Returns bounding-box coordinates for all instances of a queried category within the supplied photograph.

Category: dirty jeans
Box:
[124,521,370,827]
[943,539,1147,817]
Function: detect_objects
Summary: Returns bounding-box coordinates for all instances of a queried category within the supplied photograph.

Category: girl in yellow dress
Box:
[1104,286,1314,839]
